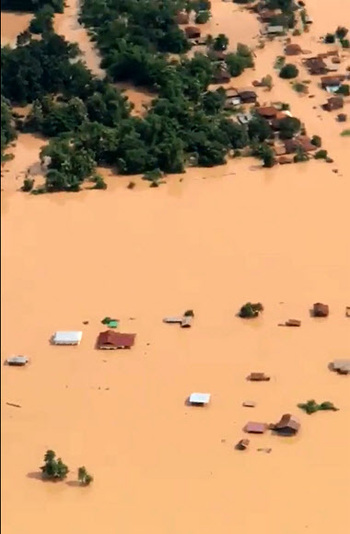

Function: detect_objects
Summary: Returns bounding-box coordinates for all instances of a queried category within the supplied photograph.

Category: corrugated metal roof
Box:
[189,393,211,405]
[53,331,82,344]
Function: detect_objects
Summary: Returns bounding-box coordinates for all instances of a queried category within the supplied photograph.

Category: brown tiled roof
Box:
[256,106,279,118]
[284,136,316,153]
[285,43,302,56]
[175,12,189,25]
[244,422,267,434]
[321,75,346,86]
[185,26,201,39]
[97,330,136,348]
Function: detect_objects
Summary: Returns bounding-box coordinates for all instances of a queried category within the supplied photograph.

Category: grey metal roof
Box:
[332,360,350,372]
[6,356,28,365]
[267,25,284,33]
[189,392,211,404]
[181,316,193,328]
[53,331,82,344]
[163,317,183,323]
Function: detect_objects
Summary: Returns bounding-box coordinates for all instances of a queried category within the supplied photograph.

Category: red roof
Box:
[256,106,279,118]
[97,330,136,349]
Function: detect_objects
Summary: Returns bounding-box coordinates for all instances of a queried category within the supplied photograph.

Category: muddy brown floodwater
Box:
[1,2,350,534]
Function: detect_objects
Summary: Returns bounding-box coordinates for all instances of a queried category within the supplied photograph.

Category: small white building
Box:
[189,392,211,405]
[6,356,28,366]
[52,331,82,345]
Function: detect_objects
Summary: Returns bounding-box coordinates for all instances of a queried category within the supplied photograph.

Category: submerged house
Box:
[244,422,267,434]
[6,356,28,366]
[236,88,257,103]
[321,75,346,90]
[175,12,189,25]
[285,43,302,56]
[313,302,329,317]
[304,57,328,75]
[284,136,316,154]
[247,372,270,382]
[331,360,350,374]
[272,414,300,436]
[185,26,201,40]
[323,96,344,111]
[189,392,211,406]
[52,331,82,345]
[97,330,136,349]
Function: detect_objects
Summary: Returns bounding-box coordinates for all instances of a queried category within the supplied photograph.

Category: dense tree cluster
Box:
[1,1,271,191]
[1,0,63,12]
[1,97,17,161]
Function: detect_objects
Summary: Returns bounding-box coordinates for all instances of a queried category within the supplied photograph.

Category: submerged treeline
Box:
[1,0,279,192]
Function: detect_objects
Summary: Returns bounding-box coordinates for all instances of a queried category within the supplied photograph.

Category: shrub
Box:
[274,56,285,70]
[340,129,350,136]
[183,309,194,317]
[22,178,35,192]
[261,74,273,91]
[298,400,339,414]
[314,149,328,159]
[311,135,322,147]
[294,147,309,162]
[324,33,335,44]
[127,181,136,189]
[336,84,350,96]
[239,302,263,319]
[341,39,350,49]
[195,11,210,24]
[279,64,299,79]
[92,174,107,190]
[293,82,307,93]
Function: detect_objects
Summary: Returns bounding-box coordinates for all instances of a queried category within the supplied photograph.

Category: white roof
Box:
[189,392,211,404]
[53,331,82,343]
[6,356,28,364]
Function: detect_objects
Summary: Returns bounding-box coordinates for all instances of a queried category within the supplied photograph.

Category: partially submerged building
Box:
[323,96,344,112]
[285,43,302,56]
[247,372,270,382]
[331,360,350,374]
[284,136,317,154]
[52,331,82,345]
[272,414,300,436]
[97,330,136,349]
[313,302,329,317]
[189,392,211,406]
[185,26,201,40]
[6,356,28,366]
[244,422,268,434]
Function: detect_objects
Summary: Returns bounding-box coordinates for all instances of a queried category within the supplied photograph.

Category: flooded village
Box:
[1,1,350,534]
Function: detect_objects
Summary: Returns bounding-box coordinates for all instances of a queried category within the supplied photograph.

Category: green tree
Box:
[279,64,299,79]
[213,34,229,51]
[324,33,335,44]
[1,97,17,161]
[278,117,301,140]
[248,117,272,142]
[40,450,69,480]
[78,466,94,486]
[195,11,210,24]
[29,5,55,34]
